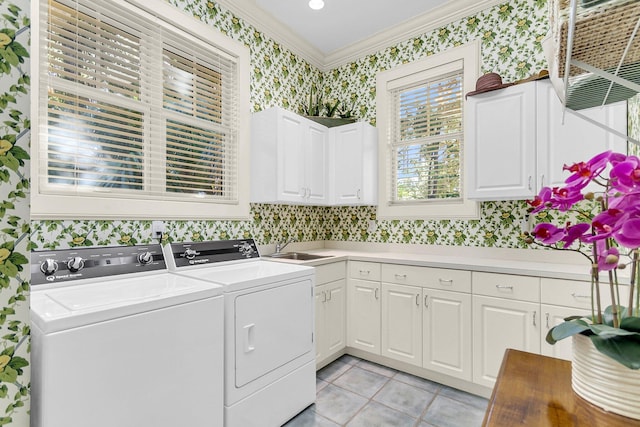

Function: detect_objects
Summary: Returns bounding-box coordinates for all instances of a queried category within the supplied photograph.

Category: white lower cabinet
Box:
[540,304,590,361]
[347,277,381,354]
[381,283,422,367]
[472,272,541,388]
[423,289,472,381]
[315,262,346,368]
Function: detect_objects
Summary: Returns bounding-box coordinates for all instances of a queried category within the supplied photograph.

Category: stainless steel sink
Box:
[267,252,332,261]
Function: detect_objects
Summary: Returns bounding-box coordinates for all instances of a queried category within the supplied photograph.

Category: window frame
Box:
[31,0,251,220]
[376,41,480,220]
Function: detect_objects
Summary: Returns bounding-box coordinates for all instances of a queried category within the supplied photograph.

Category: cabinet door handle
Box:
[359,269,370,276]
[416,294,420,306]
[495,285,514,290]
[322,290,327,303]
[533,311,537,327]
[545,312,550,329]
[424,294,429,308]
[374,287,379,300]
[327,290,332,301]
[395,273,407,280]
[528,175,532,191]
[571,293,590,299]
[540,174,545,188]
[439,278,453,286]
[357,189,361,199]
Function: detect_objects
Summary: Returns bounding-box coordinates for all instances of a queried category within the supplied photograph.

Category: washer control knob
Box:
[138,251,153,265]
[184,249,197,260]
[239,242,255,258]
[40,259,59,276]
[67,256,85,273]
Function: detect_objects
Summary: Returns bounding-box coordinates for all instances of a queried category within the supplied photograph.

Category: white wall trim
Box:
[215,0,503,71]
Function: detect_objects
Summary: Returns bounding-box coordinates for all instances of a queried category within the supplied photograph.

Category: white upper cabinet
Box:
[465,80,627,201]
[466,82,537,200]
[251,107,329,204]
[330,122,378,205]
[251,107,377,206]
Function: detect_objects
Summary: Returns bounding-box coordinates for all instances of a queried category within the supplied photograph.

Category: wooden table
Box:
[482,349,640,426]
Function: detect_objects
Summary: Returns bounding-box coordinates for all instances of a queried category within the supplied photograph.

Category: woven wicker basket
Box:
[552,0,640,77]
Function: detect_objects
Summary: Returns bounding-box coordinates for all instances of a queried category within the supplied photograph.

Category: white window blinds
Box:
[38,0,239,203]
[389,70,463,204]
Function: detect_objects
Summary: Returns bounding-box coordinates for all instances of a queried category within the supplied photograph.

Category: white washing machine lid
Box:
[172,260,314,292]
[31,272,223,333]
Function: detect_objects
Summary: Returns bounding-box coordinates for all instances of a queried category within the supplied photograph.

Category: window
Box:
[376,42,479,219]
[32,0,250,219]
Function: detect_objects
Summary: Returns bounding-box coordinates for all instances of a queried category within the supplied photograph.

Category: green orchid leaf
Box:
[620,317,640,333]
[590,335,640,370]
[547,319,590,344]
[589,323,638,337]
[602,305,624,326]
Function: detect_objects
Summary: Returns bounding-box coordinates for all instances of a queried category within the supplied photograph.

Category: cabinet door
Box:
[381,283,422,367]
[347,278,381,354]
[541,304,590,361]
[332,124,363,204]
[277,111,306,202]
[325,279,346,356]
[472,295,540,388]
[315,283,327,362]
[466,83,537,200]
[305,122,329,204]
[536,81,627,191]
[423,289,472,381]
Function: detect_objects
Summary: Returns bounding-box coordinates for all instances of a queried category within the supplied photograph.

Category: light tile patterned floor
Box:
[284,355,488,427]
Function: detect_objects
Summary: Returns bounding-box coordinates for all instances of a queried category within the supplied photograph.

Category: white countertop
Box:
[262,242,608,283]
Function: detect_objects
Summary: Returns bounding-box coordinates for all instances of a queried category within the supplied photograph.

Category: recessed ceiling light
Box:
[309,0,324,10]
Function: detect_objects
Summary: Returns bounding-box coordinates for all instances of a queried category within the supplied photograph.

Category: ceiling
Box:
[254,0,449,55]
[214,0,502,70]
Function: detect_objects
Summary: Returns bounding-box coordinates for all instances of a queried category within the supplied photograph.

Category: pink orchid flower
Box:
[561,222,590,248]
[612,218,640,249]
[596,240,619,271]
[609,156,640,192]
[549,186,584,211]
[532,223,564,245]
[526,187,551,213]
[563,150,611,190]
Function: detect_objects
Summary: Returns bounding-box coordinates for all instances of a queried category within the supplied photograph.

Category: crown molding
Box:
[215,0,504,72]
[214,0,326,69]
[322,0,503,70]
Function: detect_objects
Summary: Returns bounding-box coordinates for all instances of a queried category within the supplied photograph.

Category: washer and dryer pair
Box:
[30,239,315,427]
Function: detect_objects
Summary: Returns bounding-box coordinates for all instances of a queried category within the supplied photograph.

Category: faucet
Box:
[275,238,296,254]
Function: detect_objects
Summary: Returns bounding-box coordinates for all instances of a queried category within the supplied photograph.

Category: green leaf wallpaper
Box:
[0,0,29,425]
[30,0,553,253]
[7,0,639,425]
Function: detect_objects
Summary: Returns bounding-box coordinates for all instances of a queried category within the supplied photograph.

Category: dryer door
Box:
[234,278,313,387]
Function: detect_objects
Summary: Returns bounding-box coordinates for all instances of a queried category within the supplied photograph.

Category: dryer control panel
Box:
[167,239,260,268]
[31,244,166,286]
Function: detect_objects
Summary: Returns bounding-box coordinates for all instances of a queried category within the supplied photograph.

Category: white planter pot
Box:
[572,334,640,420]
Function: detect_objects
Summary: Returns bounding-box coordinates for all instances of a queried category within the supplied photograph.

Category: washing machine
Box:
[163,239,316,427]
[30,244,224,427]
